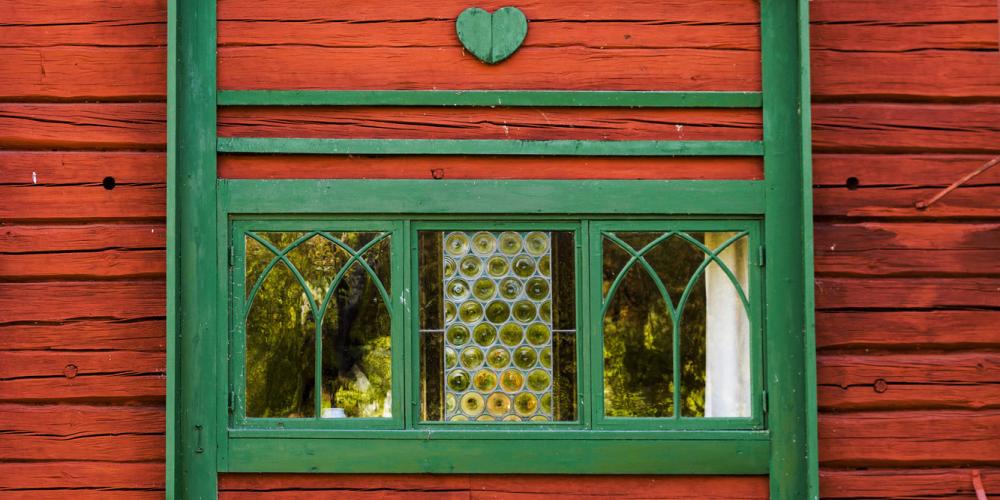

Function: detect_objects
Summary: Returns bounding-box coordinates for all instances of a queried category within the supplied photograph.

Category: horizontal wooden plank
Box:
[811,0,1000,23]
[812,23,999,52]
[0,48,165,101]
[812,51,1000,100]
[0,461,164,491]
[0,403,164,462]
[817,311,1000,350]
[819,410,1000,467]
[813,185,1000,218]
[217,1,761,23]
[220,21,759,51]
[0,461,166,488]
[818,353,1000,410]
[813,104,1000,154]
[814,222,1000,276]
[813,154,1000,186]
[0,249,165,280]
[0,351,165,380]
[0,491,163,500]
[814,23,998,54]
[218,47,760,92]
[0,104,165,149]
[219,474,769,499]
[820,468,1000,500]
[0,152,166,185]
[0,0,166,25]
[217,107,763,142]
[218,155,763,180]
[815,277,1000,310]
[0,185,165,221]
[0,432,163,462]
[0,319,165,352]
[0,374,165,403]
[0,281,164,323]
[0,403,164,435]
[0,223,165,253]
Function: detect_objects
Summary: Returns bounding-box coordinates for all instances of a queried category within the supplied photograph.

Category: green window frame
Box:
[168,1,817,498]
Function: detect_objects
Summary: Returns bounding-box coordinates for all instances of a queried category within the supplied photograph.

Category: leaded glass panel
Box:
[419,229,577,422]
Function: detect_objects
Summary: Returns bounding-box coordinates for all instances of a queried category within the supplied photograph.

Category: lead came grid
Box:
[442,231,554,421]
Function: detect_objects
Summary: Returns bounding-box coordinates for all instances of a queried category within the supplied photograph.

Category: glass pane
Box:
[602,238,674,418]
[243,230,392,420]
[245,257,316,418]
[420,230,576,422]
[320,235,393,419]
[602,231,750,419]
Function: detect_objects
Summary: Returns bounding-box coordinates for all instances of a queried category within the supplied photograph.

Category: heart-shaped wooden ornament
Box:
[456,6,528,64]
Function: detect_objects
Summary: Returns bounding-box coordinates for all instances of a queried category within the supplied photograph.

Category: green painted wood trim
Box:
[760,0,817,498]
[217,90,764,108]
[225,436,770,474]
[217,138,764,157]
[169,0,218,497]
[220,180,766,215]
[799,0,821,497]
[165,0,176,496]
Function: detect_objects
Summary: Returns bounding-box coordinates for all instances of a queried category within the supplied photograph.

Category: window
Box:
[169,0,816,497]
[233,221,762,431]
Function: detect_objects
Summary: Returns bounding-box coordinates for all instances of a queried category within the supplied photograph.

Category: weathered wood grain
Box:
[218,155,763,180]
[817,311,1000,350]
[0,152,167,185]
[218,46,760,91]
[0,461,164,491]
[0,319,165,352]
[811,0,999,23]
[0,223,165,253]
[0,48,165,101]
[0,249,165,280]
[220,21,760,51]
[218,474,769,499]
[813,154,1000,186]
[815,277,1000,310]
[814,222,1000,276]
[0,404,164,462]
[0,104,165,150]
[0,185,165,221]
[0,351,165,380]
[813,186,1000,218]
[819,410,1000,467]
[217,107,763,142]
[0,281,165,323]
[811,51,1000,100]
[813,104,1000,154]
[818,353,1000,410]
[813,23,999,51]
[217,1,760,23]
[0,491,163,500]
[820,468,1000,500]
[0,375,165,403]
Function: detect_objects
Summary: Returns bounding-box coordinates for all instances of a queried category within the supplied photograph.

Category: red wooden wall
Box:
[1,0,999,498]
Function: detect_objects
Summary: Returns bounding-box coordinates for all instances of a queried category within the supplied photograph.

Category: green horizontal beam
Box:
[217,138,763,157]
[218,90,763,108]
[221,179,766,215]
[226,436,769,474]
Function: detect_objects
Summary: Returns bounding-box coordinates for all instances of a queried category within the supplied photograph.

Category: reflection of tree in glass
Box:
[602,233,707,418]
[244,232,391,419]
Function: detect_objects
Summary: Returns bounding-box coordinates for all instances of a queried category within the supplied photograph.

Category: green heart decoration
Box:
[456,6,528,64]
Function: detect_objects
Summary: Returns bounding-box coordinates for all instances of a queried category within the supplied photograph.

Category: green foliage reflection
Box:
[602,233,708,418]
[244,232,391,419]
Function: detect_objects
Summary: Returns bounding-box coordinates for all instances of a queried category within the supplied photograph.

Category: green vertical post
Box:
[169,0,218,497]
[761,0,818,498]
